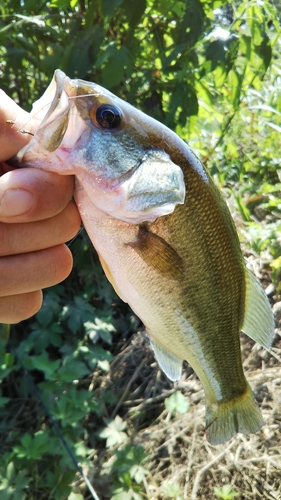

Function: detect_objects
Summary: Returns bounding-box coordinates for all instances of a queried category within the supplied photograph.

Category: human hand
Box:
[0,90,81,323]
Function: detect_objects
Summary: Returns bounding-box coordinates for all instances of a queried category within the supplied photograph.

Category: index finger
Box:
[0,168,76,223]
[0,90,33,161]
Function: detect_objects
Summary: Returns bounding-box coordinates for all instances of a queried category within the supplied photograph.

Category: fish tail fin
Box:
[206,382,263,445]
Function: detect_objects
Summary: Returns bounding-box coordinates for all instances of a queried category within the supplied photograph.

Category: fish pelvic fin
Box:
[242,268,275,349]
[150,338,182,381]
[206,382,263,445]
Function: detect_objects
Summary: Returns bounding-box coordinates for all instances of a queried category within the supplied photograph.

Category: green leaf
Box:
[235,195,251,222]
[101,46,131,89]
[176,0,204,48]
[205,37,227,72]
[214,484,239,499]
[68,493,84,500]
[255,33,272,71]
[0,462,30,499]
[14,431,51,460]
[162,482,183,498]
[0,397,10,407]
[99,416,127,447]
[112,490,142,500]
[164,391,190,414]
[124,0,146,34]
[29,351,60,377]
[84,317,115,344]
[102,0,123,18]
[49,0,70,7]
[76,343,113,372]
[6,462,15,482]
[97,359,110,371]
[228,69,241,110]
[60,296,95,333]
[130,462,148,484]
[249,15,263,46]
[55,358,90,383]
[267,122,281,134]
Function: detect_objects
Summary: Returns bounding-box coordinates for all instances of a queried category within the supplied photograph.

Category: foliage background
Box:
[0,0,281,499]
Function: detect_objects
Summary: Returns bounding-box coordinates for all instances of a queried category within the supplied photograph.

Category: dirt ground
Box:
[87,258,281,500]
[106,333,281,499]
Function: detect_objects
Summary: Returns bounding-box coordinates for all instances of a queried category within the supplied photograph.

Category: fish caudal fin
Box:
[206,382,263,445]
[242,269,275,349]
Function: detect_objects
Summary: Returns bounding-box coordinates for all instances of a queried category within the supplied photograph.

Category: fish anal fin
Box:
[150,338,182,381]
[206,382,263,445]
[242,268,275,349]
[127,225,183,280]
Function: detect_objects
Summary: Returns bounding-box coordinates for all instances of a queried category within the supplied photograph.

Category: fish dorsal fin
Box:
[150,338,182,381]
[241,268,275,349]
[128,226,184,281]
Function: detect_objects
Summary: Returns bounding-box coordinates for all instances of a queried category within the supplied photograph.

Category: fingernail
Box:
[0,189,33,216]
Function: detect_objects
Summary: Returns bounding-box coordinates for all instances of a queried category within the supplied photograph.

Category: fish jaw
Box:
[15,70,90,172]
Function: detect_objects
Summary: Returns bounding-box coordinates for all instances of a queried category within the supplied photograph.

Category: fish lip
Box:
[53,69,79,101]
[53,69,67,89]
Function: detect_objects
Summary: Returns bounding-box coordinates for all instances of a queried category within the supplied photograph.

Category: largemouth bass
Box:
[15,70,274,445]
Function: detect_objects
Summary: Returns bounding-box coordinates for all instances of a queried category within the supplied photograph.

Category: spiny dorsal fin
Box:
[150,338,182,381]
[241,268,275,349]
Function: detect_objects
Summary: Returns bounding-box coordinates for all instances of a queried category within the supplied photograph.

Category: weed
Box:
[214,485,239,499]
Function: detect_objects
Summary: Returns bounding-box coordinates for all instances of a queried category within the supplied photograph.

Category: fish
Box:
[14,69,274,445]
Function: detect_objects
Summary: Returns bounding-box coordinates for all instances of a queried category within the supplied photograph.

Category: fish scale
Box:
[14,69,275,445]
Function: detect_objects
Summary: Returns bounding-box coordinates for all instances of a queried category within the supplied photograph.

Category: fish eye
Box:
[96,104,122,129]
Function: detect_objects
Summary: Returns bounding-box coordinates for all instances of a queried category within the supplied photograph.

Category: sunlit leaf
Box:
[164,391,190,414]
[162,481,183,498]
[214,484,239,499]
[99,416,127,447]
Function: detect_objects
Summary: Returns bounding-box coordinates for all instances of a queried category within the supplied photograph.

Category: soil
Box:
[75,253,281,499]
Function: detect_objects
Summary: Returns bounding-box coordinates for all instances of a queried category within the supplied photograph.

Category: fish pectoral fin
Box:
[241,268,275,349]
[206,382,263,445]
[150,338,182,381]
[127,225,183,280]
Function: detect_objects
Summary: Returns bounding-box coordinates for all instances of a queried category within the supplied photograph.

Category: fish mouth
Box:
[12,70,90,167]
